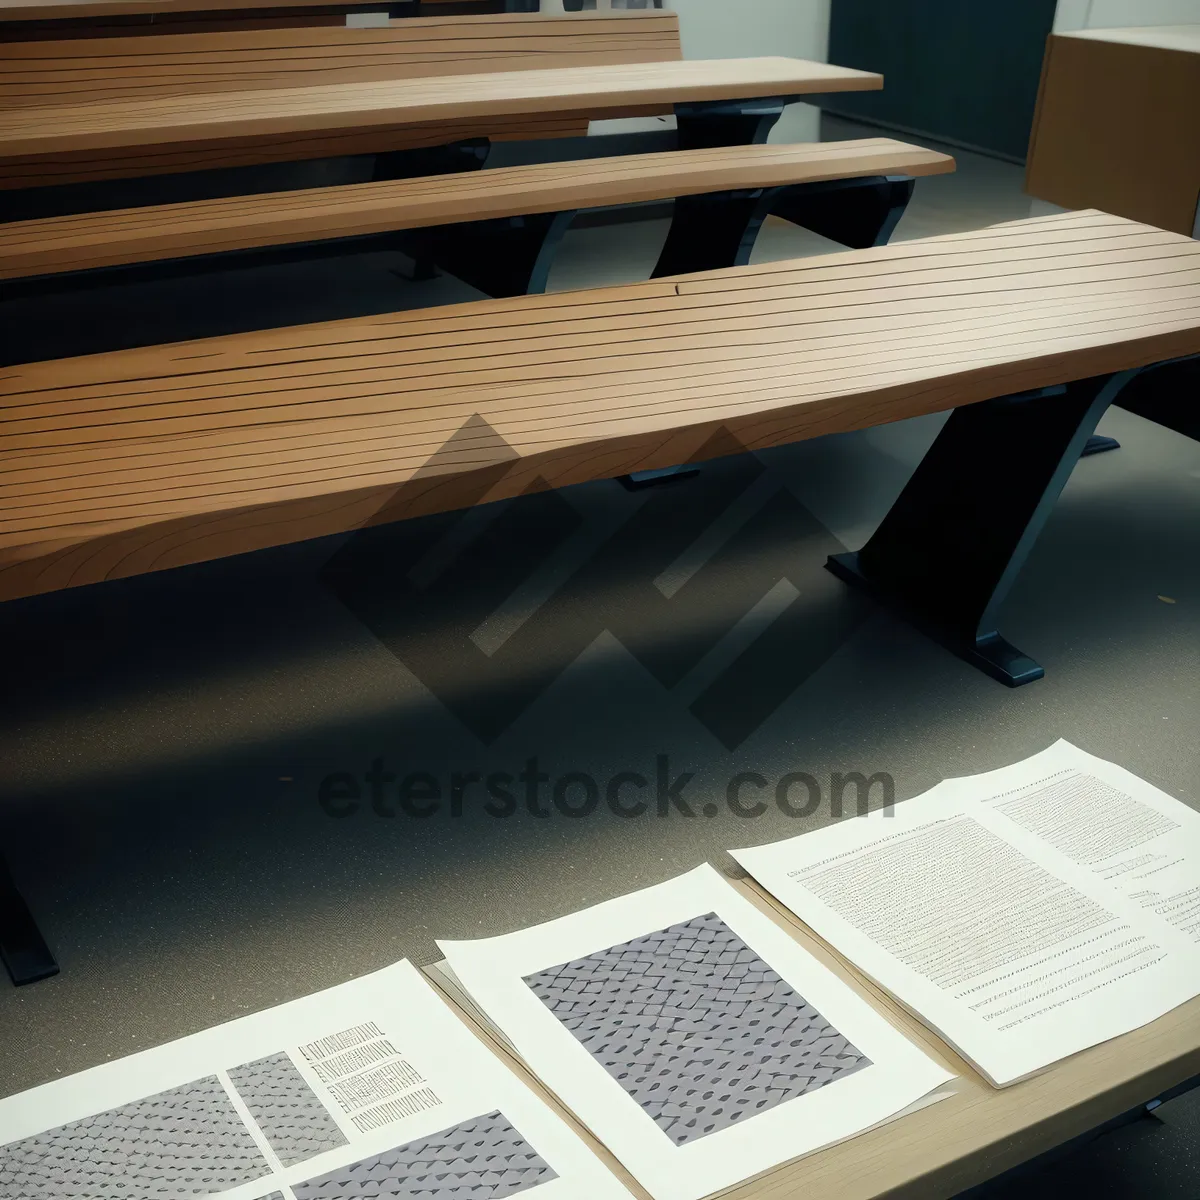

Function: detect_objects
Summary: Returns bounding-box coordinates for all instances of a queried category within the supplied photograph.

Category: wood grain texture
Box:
[0,139,956,280]
[0,12,679,182]
[2,210,1198,604]
[0,0,501,19]
[0,0,493,37]
[0,113,604,190]
[0,57,879,159]
[1026,31,1200,237]
[0,12,684,108]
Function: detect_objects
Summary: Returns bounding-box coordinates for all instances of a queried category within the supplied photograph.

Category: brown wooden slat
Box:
[0,139,956,279]
[0,13,683,107]
[0,58,880,162]
[0,0,516,20]
[0,14,678,183]
[1,211,1198,602]
[0,112,603,190]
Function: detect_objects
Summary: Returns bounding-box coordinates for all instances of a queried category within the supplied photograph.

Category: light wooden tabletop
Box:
[1061,24,1200,53]
[0,57,881,162]
[2,210,1200,604]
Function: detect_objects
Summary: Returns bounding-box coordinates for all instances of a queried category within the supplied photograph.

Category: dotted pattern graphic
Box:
[228,1051,349,1167]
[0,1075,269,1199]
[525,912,871,1145]
[292,1110,556,1198]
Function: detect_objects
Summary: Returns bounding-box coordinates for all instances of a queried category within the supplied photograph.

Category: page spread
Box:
[438,864,953,1200]
[0,960,633,1199]
[733,741,1200,1087]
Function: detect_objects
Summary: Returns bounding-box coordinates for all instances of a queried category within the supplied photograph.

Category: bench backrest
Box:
[0,0,501,41]
[0,10,683,108]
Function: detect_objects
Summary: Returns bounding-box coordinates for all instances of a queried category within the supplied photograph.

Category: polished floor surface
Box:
[0,117,1198,1197]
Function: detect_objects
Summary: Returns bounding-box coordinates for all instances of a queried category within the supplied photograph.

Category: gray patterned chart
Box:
[0,1075,269,1199]
[292,1110,556,1199]
[229,1051,349,1167]
[525,912,871,1145]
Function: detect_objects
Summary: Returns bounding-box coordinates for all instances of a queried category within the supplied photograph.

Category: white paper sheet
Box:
[438,864,953,1200]
[0,960,633,1200]
[733,740,1200,1087]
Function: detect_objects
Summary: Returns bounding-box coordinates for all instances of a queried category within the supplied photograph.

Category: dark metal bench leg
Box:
[651,187,779,279]
[374,138,492,282]
[674,97,787,151]
[371,137,491,183]
[635,174,916,489]
[826,371,1139,687]
[408,209,578,298]
[616,465,702,491]
[770,174,917,249]
[0,851,57,987]
[1082,435,1121,456]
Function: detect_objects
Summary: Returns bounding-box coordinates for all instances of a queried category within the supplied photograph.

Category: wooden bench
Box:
[0,52,881,190]
[0,139,954,309]
[0,11,687,181]
[0,0,542,39]
[3,209,1198,687]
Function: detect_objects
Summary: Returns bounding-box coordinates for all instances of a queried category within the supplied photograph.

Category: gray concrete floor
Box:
[1,116,1198,1196]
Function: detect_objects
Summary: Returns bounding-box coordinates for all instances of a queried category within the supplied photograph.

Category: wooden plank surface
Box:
[0,54,877,189]
[0,12,679,179]
[0,138,956,280]
[0,0,475,18]
[1026,30,1200,237]
[0,12,684,107]
[0,57,880,159]
[2,210,1199,603]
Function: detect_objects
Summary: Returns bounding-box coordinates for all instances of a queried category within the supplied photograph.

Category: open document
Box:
[438,864,953,1200]
[0,959,633,1200]
[733,740,1200,1088]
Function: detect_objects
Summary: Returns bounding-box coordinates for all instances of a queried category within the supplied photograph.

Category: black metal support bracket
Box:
[674,97,788,151]
[826,371,1140,687]
[372,137,491,183]
[770,173,917,249]
[652,186,778,279]
[651,174,918,280]
[403,208,578,297]
[636,172,917,485]
[371,136,490,287]
[1082,434,1121,456]
[0,851,57,987]
[616,465,703,491]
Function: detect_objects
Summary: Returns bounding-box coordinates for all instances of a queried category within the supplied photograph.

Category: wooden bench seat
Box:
[0,55,881,190]
[0,11,690,184]
[2,209,1198,684]
[0,12,685,109]
[0,139,955,282]
[0,0,498,38]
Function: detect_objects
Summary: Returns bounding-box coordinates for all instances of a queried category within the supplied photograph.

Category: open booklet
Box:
[436,864,954,1200]
[0,959,633,1199]
[733,740,1200,1088]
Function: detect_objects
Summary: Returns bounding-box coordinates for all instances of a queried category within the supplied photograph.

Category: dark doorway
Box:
[824,0,1058,162]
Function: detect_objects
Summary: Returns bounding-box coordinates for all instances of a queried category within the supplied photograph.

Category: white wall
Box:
[1054,0,1200,32]
[668,0,832,140]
